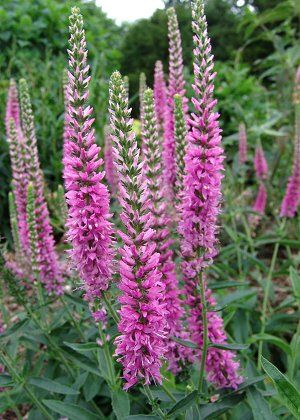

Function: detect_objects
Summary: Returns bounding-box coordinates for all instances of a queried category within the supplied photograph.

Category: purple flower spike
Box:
[163,7,188,199]
[253,183,267,215]
[5,79,21,134]
[19,78,63,295]
[254,145,268,180]
[62,69,70,182]
[143,88,192,373]
[5,82,29,257]
[154,61,168,137]
[63,7,114,301]
[281,66,300,217]
[109,71,167,390]
[178,0,242,389]
[104,128,118,196]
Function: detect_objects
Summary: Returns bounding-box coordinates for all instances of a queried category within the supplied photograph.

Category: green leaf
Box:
[172,336,198,349]
[112,389,130,420]
[208,342,249,351]
[0,319,29,340]
[247,386,277,420]
[66,353,102,377]
[249,334,292,356]
[64,341,99,353]
[289,267,300,301]
[29,377,79,395]
[227,375,266,395]
[43,400,99,420]
[124,416,159,420]
[210,281,249,290]
[167,390,198,416]
[0,374,13,387]
[83,374,101,401]
[219,289,256,307]
[261,356,300,418]
[198,394,244,419]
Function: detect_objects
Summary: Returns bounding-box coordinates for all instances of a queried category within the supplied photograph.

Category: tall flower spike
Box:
[174,94,187,202]
[62,69,70,182]
[5,79,21,134]
[254,144,268,180]
[163,7,188,199]
[64,6,114,304]
[7,118,29,256]
[238,123,247,165]
[154,61,167,137]
[8,192,23,264]
[104,127,118,195]
[26,183,40,276]
[109,71,167,390]
[19,78,63,295]
[253,183,267,216]
[139,72,147,140]
[142,88,190,372]
[179,0,242,389]
[280,66,300,217]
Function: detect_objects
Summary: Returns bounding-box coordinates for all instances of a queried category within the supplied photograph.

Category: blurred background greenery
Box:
[0,0,299,237]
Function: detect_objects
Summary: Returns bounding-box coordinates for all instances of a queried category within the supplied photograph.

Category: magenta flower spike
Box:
[104,128,118,195]
[154,61,168,137]
[238,123,247,165]
[280,66,300,217]
[63,7,114,304]
[253,183,267,215]
[5,80,21,134]
[7,118,29,257]
[142,88,192,372]
[19,78,63,295]
[5,81,30,257]
[163,7,188,199]
[62,69,70,182]
[178,0,242,389]
[109,71,167,390]
[139,72,147,144]
[254,144,268,180]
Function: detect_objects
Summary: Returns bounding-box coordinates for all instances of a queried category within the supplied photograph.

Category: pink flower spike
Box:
[163,7,188,199]
[154,60,167,137]
[104,128,118,196]
[143,88,192,372]
[19,78,63,295]
[109,71,167,390]
[178,0,242,389]
[254,145,268,180]
[63,7,114,302]
[281,66,300,218]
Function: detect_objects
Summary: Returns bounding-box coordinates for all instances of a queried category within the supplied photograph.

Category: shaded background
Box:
[0,0,299,237]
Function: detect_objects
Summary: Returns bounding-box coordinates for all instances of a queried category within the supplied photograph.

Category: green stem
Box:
[0,350,54,420]
[198,271,209,393]
[162,383,176,402]
[98,325,117,389]
[143,385,167,419]
[103,291,120,324]
[257,221,285,369]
